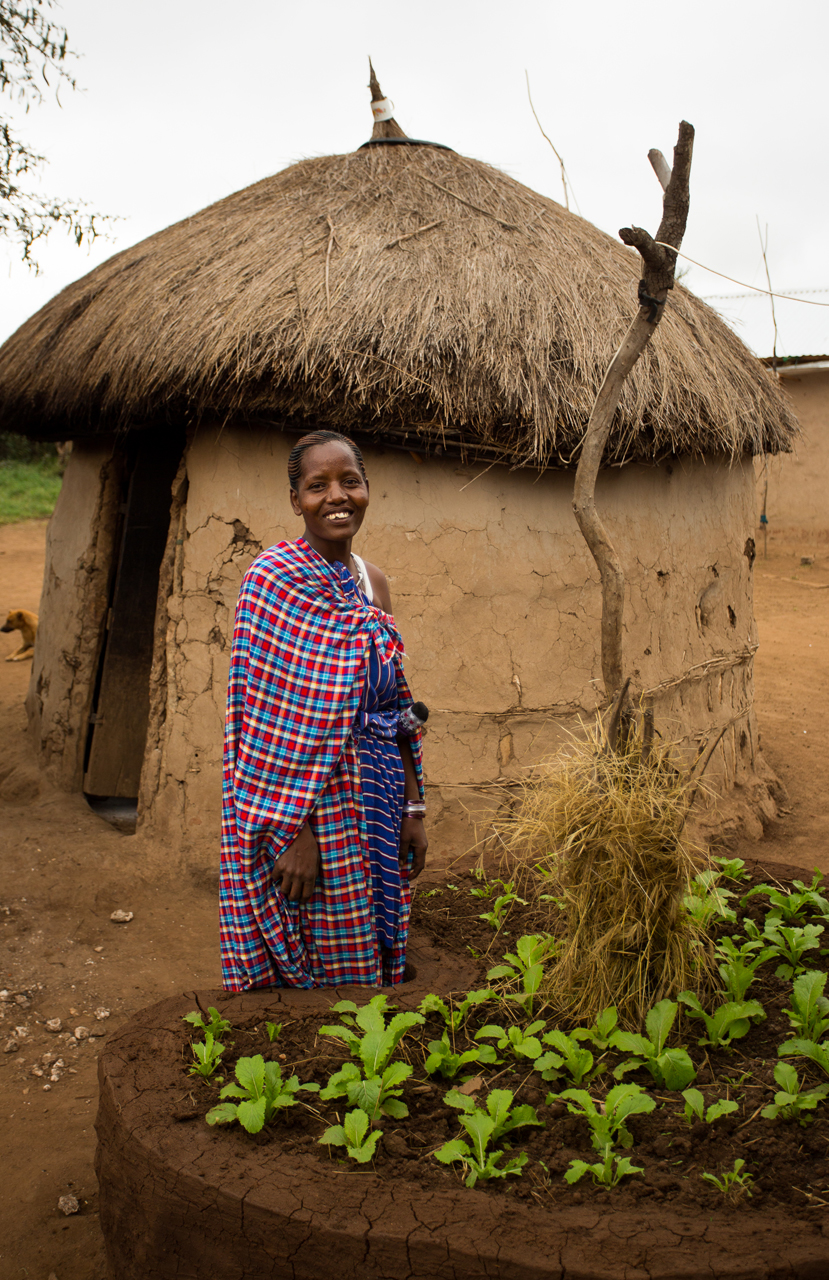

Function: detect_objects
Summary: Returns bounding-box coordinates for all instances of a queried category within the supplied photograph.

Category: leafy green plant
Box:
[714,935,775,1000]
[742,873,829,925]
[424,1032,499,1080]
[783,970,829,1041]
[318,995,424,1124]
[536,1029,597,1085]
[564,1145,643,1187]
[681,1088,738,1125]
[678,991,765,1048]
[417,988,493,1031]
[759,922,824,979]
[188,1030,225,1080]
[206,1056,318,1133]
[716,959,760,1003]
[486,934,557,1014]
[320,995,425,1076]
[553,1083,655,1151]
[476,880,527,932]
[265,1021,282,1043]
[320,1108,382,1163]
[610,999,696,1090]
[433,1087,542,1187]
[778,1036,829,1078]
[701,1158,754,1202]
[320,1059,412,1122]
[183,1006,232,1041]
[712,856,751,883]
[684,870,737,927]
[572,1006,619,1052]
[475,1019,546,1062]
[760,1061,829,1123]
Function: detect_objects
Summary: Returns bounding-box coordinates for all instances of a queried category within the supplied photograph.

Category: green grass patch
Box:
[0,457,63,524]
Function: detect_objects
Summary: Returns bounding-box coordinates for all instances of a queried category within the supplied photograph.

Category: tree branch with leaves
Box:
[0,0,104,265]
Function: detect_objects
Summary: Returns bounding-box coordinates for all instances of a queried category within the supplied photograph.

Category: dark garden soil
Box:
[96,855,829,1279]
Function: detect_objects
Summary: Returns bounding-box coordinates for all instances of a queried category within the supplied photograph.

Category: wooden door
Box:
[84,434,182,798]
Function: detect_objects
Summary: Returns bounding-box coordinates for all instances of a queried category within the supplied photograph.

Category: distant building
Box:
[704,289,829,541]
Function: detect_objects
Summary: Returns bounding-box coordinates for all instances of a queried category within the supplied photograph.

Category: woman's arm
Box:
[398,735,428,880]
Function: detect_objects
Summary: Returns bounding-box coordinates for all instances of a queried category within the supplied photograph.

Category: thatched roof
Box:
[0,139,796,465]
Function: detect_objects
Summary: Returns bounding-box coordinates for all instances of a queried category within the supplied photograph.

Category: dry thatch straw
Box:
[0,100,796,463]
[492,717,711,1028]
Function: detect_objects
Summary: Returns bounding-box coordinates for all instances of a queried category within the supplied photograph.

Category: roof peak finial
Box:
[367,59,408,140]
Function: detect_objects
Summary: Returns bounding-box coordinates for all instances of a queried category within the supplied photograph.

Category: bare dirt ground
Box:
[0,518,827,1280]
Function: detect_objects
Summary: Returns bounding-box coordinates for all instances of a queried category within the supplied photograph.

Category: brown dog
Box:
[1,609,38,661]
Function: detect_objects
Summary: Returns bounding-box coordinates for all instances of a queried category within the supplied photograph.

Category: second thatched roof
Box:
[0,141,796,465]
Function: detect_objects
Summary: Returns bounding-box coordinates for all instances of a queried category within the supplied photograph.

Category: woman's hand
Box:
[271,823,320,902]
[399,815,428,881]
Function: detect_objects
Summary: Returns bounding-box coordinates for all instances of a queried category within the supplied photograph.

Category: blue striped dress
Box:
[340,562,409,971]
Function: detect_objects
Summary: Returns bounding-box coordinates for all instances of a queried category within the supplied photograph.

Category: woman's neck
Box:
[299,530,353,565]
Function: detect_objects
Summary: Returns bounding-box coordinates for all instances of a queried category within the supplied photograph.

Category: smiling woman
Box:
[219,430,428,991]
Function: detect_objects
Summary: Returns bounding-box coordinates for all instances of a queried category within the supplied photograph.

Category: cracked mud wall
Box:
[25,439,123,790]
[143,426,765,859]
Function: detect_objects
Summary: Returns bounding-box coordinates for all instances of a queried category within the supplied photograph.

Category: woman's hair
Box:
[287,430,367,488]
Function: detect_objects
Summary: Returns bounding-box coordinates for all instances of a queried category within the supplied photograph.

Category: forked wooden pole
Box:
[572,121,694,698]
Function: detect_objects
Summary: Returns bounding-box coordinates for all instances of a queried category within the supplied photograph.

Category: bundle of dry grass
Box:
[0,97,795,463]
[494,717,711,1028]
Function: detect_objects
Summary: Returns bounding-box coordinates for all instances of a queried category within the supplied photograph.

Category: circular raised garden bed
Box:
[96,863,829,1279]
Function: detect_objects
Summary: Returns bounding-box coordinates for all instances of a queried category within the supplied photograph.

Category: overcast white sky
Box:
[2,0,827,358]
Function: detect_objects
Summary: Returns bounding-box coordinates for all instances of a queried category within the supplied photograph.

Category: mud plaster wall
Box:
[756,369,829,540]
[26,439,122,789]
[142,427,762,859]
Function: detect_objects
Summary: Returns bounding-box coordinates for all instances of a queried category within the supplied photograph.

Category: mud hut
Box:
[0,81,797,854]
[758,354,829,541]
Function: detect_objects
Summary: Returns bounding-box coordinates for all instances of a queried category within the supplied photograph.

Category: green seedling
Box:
[206,1055,318,1133]
[417,988,493,1031]
[717,958,762,1002]
[684,870,737,926]
[320,1059,412,1123]
[760,922,824,979]
[564,1145,644,1187]
[320,1107,382,1164]
[433,1087,541,1187]
[320,994,424,1077]
[572,1006,619,1052]
[265,1021,282,1043]
[553,1083,655,1151]
[761,1061,829,1123]
[183,1006,232,1041]
[536,1029,597,1085]
[712,856,751,883]
[778,1036,829,1078]
[486,933,557,1015]
[319,995,424,1124]
[424,1032,499,1080]
[742,873,829,925]
[477,880,527,932]
[783,970,829,1041]
[188,1030,225,1080]
[611,998,696,1091]
[475,1019,546,1062]
[681,1088,738,1125]
[678,991,765,1048]
[701,1158,754,1202]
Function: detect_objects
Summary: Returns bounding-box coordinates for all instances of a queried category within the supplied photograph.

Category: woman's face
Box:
[290,440,369,558]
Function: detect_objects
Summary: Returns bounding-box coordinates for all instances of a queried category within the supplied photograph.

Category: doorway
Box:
[83,431,183,824]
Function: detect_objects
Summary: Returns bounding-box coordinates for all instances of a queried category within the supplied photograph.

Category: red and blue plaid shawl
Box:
[219,537,422,991]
